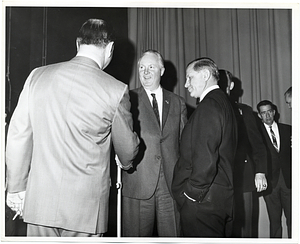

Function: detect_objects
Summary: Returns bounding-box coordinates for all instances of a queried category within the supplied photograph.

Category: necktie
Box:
[269,125,279,152]
[151,93,160,126]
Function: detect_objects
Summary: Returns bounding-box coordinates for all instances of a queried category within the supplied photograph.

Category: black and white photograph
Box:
[1,0,299,243]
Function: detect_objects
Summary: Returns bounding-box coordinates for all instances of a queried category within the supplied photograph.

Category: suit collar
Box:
[71,56,101,69]
[200,85,219,102]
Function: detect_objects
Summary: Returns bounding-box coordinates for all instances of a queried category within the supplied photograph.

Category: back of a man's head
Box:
[77,19,114,47]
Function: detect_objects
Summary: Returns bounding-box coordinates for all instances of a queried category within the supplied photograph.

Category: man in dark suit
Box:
[218,70,268,237]
[122,50,187,237]
[256,100,292,238]
[172,58,238,237]
[5,19,140,237]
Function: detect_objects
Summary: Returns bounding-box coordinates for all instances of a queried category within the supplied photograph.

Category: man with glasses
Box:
[257,100,291,238]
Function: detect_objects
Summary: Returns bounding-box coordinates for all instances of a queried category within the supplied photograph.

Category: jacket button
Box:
[156,156,161,160]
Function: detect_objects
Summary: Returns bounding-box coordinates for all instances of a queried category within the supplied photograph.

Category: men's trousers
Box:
[263,170,291,238]
[27,223,103,237]
[122,164,180,237]
[180,195,233,237]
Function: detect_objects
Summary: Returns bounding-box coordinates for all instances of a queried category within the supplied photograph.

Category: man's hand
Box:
[6,191,26,219]
[255,173,267,192]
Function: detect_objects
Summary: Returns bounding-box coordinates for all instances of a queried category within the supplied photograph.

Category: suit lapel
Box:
[139,87,161,128]
[162,89,171,130]
[262,124,279,153]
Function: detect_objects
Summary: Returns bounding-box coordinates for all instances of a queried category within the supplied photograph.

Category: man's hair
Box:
[218,69,232,91]
[138,49,165,69]
[77,19,114,47]
[257,100,275,112]
[187,57,219,81]
[284,86,292,98]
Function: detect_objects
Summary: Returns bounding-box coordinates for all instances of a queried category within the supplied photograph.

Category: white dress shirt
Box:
[144,86,163,126]
[264,121,280,150]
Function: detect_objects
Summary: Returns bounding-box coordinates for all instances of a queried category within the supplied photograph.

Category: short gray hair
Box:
[138,49,165,69]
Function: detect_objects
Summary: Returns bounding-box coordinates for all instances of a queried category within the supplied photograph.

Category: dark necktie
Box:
[269,125,279,152]
[151,93,160,126]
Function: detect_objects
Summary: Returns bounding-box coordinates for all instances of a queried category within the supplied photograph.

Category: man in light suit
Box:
[256,100,291,238]
[122,50,187,237]
[5,19,140,237]
[172,58,238,237]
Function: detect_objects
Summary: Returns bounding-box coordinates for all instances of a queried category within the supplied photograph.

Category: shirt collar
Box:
[264,121,277,129]
[200,85,219,102]
[144,85,162,96]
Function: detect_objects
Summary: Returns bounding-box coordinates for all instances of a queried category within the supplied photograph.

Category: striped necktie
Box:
[151,93,160,126]
[269,125,279,152]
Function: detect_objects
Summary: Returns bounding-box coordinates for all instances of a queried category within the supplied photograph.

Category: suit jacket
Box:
[258,122,292,191]
[122,86,187,199]
[6,56,140,234]
[172,88,237,217]
[233,103,267,192]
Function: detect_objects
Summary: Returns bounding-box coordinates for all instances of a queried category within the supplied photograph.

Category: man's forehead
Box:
[140,53,158,62]
[260,105,273,110]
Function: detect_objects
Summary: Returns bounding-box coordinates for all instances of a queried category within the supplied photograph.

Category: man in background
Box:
[122,50,187,237]
[6,19,139,237]
[284,87,292,109]
[257,100,291,238]
[172,58,237,237]
[218,69,268,237]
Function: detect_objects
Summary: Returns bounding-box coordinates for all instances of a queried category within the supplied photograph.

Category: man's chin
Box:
[189,91,198,99]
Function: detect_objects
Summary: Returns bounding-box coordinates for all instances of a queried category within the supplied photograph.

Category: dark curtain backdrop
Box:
[128,8,292,125]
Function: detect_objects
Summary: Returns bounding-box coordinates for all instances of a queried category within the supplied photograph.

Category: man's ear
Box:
[258,112,262,120]
[160,67,165,76]
[202,68,211,81]
[230,81,234,91]
[76,38,82,51]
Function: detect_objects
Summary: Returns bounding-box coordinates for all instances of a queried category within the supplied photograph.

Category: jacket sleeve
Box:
[6,70,35,193]
[184,98,222,202]
[111,86,140,170]
[242,105,268,174]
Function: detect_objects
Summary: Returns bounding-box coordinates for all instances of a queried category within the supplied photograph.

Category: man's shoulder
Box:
[278,122,292,131]
[203,88,229,105]
[163,88,185,102]
[237,103,253,111]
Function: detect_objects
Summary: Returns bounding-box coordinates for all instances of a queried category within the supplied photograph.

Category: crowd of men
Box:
[5,18,292,238]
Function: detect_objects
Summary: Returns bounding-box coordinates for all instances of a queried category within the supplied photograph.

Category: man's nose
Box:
[185,80,189,88]
[144,67,150,74]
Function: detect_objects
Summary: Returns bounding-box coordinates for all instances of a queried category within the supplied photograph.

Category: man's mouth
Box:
[187,86,193,93]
